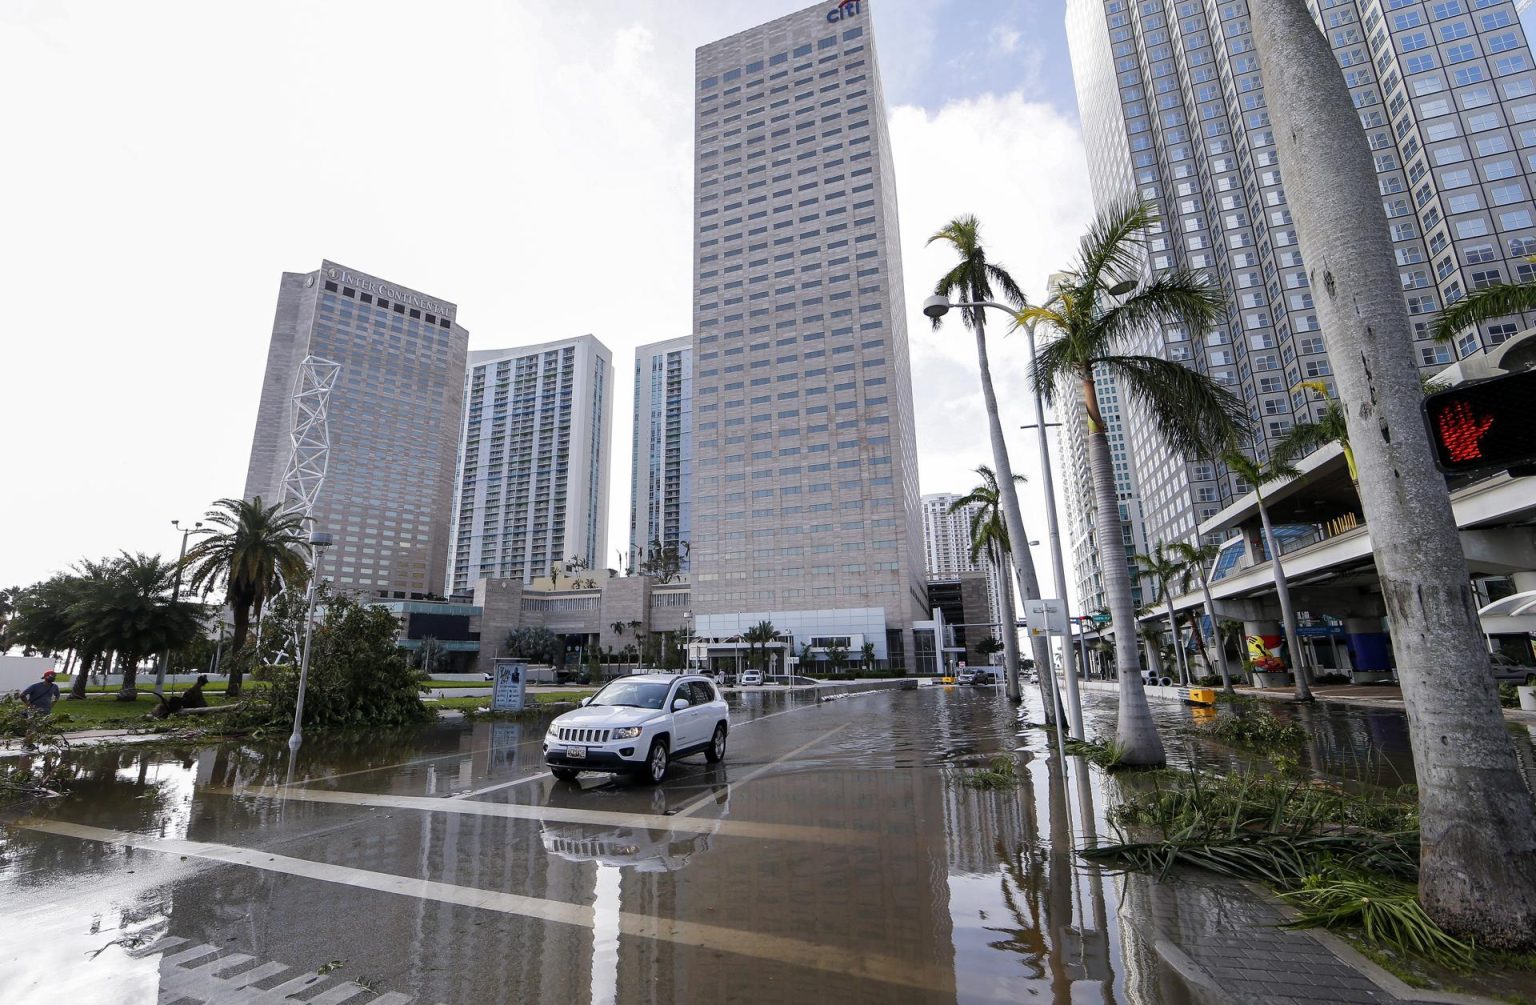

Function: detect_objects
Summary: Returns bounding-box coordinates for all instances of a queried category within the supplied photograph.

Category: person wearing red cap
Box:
[21,670,61,719]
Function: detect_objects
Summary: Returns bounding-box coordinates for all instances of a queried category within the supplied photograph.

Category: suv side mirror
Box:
[672,698,691,711]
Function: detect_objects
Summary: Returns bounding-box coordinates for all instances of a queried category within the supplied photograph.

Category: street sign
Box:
[1092,613,1111,625]
[490,658,528,712]
[1422,369,1536,475]
[1025,599,1068,637]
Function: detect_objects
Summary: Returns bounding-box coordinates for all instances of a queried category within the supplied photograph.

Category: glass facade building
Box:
[448,336,612,591]
[243,260,468,599]
[630,337,693,570]
[1063,0,1536,584]
[687,0,929,664]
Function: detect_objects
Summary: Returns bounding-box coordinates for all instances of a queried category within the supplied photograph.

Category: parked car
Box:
[739,670,764,686]
[1490,652,1536,685]
[971,670,1000,686]
[543,673,729,784]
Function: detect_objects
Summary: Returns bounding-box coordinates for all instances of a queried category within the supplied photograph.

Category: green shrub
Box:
[1063,736,1133,770]
[234,592,430,732]
[1499,684,1519,709]
[958,756,1021,790]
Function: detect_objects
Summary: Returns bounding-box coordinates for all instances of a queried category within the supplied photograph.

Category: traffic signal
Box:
[1422,369,1536,475]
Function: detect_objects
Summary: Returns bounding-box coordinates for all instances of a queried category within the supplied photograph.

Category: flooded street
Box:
[3,686,1534,1004]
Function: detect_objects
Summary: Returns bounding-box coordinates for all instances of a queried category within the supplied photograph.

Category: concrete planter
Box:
[1251,671,1293,689]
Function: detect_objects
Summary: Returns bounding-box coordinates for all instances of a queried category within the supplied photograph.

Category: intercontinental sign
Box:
[324,265,451,316]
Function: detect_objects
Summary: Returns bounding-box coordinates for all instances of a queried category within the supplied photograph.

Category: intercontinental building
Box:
[243,260,469,599]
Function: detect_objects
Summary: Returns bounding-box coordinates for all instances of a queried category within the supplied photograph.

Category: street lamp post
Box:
[288,529,333,755]
[922,294,1086,739]
[154,518,203,696]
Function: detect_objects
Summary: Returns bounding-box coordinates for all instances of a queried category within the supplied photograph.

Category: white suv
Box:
[543,673,729,784]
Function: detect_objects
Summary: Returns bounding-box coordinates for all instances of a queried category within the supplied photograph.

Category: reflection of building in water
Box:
[940,759,1035,876]
[613,765,957,1002]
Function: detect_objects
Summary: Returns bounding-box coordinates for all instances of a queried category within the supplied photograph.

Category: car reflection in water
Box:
[539,773,732,873]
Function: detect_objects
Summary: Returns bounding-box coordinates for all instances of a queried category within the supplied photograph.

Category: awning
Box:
[1479,590,1536,634]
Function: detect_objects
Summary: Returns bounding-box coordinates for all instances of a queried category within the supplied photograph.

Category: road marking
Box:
[209,784,867,846]
[448,770,551,799]
[25,820,948,996]
[672,722,849,818]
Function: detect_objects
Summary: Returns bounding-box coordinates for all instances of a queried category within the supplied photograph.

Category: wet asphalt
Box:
[3,684,1533,1004]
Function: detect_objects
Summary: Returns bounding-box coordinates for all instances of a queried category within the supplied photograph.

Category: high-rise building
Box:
[919,492,1005,635]
[448,336,612,591]
[629,337,693,571]
[687,0,928,668]
[1063,0,1536,564]
[243,261,468,600]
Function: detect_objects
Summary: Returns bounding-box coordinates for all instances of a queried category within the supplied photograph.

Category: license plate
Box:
[565,746,586,759]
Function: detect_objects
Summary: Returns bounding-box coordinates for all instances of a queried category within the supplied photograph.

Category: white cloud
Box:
[992,25,1022,54]
[890,90,1095,590]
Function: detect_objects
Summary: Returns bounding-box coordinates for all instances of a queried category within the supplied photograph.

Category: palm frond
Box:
[1029,330,1088,402]
[1096,269,1226,351]
[1429,279,1536,342]
[1076,197,1156,295]
[1101,355,1250,456]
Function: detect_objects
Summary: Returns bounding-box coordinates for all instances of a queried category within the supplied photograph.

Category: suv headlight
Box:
[611,726,644,739]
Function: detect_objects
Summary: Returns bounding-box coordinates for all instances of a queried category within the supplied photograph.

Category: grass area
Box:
[430,691,588,711]
[42,694,241,730]
[1197,708,1307,751]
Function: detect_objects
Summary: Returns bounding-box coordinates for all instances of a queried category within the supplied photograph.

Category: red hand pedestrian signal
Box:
[1422,370,1536,474]
[1434,399,1495,462]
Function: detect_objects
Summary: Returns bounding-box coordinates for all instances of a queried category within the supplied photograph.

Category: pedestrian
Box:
[21,670,61,719]
[181,674,209,709]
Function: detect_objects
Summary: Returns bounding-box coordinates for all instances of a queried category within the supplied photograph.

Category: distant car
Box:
[956,670,976,686]
[971,670,1000,686]
[739,670,764,686]
[543,673,729,785]
[1490,652,1536,685]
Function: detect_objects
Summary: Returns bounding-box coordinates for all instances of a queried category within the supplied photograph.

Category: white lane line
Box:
[672,723,849,818]
[210,784,866,846]
[448,771,551,800]
[21,819,947,996]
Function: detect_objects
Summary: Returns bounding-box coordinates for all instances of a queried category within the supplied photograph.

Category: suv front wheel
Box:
[641,738,669,785]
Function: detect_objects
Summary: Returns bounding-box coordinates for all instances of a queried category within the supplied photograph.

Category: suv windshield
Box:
[589,680,672,709]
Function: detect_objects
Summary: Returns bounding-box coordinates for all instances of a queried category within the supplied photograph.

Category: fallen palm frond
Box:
[1280,877,1476,970]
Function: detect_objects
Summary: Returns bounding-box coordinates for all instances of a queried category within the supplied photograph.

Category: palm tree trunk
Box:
[972,313,1052,709]
[1084,374,1164,766]
[1253,1,1536,949]
[996,555,1023,704]
[1197,575,1234,694]
[117,651,139,701]
[69,652,92,700]
[1163,590,1189,686]
[1257,496,1312,702]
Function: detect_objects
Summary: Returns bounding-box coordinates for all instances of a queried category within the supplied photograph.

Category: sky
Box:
[0,0,1097,600]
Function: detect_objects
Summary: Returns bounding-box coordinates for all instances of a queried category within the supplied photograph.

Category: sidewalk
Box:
[1127,868,1502,1004]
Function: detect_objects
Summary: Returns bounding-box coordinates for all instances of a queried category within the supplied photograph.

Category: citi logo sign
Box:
[827,0,861,23]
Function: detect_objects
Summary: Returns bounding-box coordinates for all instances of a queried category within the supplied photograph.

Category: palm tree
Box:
[949,465,1032,704]
[1221,450,1313,703]
[1254,2,1536,947]
[182,496,308,696]
[742,620,777,673]
[1023,198,1244,766]
[1277,380,1357,488]
[1168,540,1233,694]
[76,553,205,701]
[928,215,1049,707]
[1133,544,1190,686]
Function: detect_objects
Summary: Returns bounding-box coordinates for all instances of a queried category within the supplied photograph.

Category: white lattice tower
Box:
[279,356,341,522]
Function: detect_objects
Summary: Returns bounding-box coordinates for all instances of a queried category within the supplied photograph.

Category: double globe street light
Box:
[921,294,1085,740]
